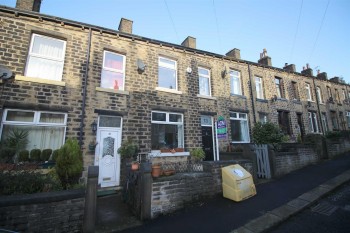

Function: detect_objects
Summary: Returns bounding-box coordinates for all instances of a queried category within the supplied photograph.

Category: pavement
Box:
[96,153,350,233]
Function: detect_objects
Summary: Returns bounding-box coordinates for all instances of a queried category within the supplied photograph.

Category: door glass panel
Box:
[99,116,121,128]
[102,136,115,157]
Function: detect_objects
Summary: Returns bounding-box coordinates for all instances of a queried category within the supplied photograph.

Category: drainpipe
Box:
[312,77,324,134]
[248,64,257,124]
[79,28,92,148]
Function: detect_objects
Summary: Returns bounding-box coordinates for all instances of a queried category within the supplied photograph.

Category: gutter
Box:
[79,28,92,148]
[248,64,257,124]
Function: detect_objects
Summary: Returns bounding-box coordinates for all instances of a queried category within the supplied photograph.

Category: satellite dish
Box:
[0,65,15,81]
[137,59,146,74]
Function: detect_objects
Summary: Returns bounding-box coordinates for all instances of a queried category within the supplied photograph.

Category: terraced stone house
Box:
[1,0,349,188]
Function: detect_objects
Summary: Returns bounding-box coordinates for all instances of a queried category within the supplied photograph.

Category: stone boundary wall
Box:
[0,189,85,233]
[150,160,253,218]
[271,145,319,177]
[326,139,350,159]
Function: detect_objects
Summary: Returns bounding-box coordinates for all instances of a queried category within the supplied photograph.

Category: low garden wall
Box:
[0,189,85,233]
[150,160,253,218]
[326,138,350,159]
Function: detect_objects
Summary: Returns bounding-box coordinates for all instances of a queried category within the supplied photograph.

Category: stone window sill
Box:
[256,98,268,103]
[95,87,129,95]
[150,150,190,157]
[230,94,246,99]
[15,75,66,86]
[197,94,216,100]
[155,87,182,95]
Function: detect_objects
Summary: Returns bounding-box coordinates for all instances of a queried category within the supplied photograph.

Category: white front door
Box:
[95,129,121,187]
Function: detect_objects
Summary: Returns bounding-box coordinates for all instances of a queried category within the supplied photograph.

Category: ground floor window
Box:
[1,109,67,150]
[321,113,329,132]
[151,111,184,150]
[278,111,291,135]
[308,112,320,133]
[346,112,350,128]
[230,112,249,143]
[258,112,268,124]
[331,111,338,130]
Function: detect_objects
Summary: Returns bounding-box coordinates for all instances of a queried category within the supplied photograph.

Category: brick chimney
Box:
[226,48,241,59]
[16,0,42,12]
[258,48,272,66]
[181,36,196,49]
[317,72,327,81]
[301,63,313,76]
[118,18,133,34]
[283,63,296,72]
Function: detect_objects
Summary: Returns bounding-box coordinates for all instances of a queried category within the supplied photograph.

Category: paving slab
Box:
[244,213,281,233]
[269,204,298,220]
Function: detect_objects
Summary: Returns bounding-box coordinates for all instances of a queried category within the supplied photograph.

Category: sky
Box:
[2,0,350,83]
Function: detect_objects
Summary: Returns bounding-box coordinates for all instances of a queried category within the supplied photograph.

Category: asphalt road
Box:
[270,182,350,233]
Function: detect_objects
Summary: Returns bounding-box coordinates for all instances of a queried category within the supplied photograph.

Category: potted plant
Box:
[117,138,139,170]
[189,148,205,162]
[88,140,98,152]
[151,163,162,178]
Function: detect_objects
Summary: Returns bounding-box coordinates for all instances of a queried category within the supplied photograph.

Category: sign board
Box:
[217,116,227,139]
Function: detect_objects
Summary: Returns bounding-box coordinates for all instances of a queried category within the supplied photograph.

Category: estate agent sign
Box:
[217,116,227,139]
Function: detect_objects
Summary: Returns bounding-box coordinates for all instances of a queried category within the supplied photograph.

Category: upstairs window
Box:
[198,67,211,96]
[25,34,66,81]
[230,70,242,95]
[291,81,299,100]
[316,86,323,104]
[1,109,67,151]
[255,76,264,99]
[327,87,333,100]
[158,57,177,90]
[101,51,125,90]
[305,83,312,101]
[335,89,341,103]
[275,78,283,98]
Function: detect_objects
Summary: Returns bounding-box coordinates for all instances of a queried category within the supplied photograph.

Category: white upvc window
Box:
[158,57,177,90]
[255,76,264,99]
[316,86,323,104]
[151,111,184,151]
[230,70,242,95]
[25,34,66,81]
[321,113,329,132]
[101,51,126,90]
[308,112,319,133]
[0,109,67,151]
[230,112,250,143]
[306,83,313,101]
[198,67,211,96]
[346,112,350,128]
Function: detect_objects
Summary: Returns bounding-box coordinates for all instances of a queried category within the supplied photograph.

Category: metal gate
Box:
[254,144,271,179]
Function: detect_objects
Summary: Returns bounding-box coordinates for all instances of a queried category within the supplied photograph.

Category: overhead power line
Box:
[163,0,179,42]
[289,0,304,61]
[212,0,223,52]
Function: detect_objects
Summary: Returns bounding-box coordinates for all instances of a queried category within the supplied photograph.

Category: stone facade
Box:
[1,3,350,185]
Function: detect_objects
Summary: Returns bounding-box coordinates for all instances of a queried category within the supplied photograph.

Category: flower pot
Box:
[151,164,161,178]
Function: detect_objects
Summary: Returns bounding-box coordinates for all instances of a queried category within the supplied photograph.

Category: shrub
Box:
[190,148,205,161]
[56,139,83,189]
[41,149,52,161]
[30,149,42,162]
[0,148,16,163]
[51,149,59,162]
[252,122,289,145]
[0,169,62,195]
[18,150,29,162]
[4,128,29,154]
[303,134,325,144]
[117,138,138,159]
[325,131,341,139]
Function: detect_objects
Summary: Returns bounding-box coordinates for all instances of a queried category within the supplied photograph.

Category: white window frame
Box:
[198,67,211,96]
[25,33,66,81]
[275,78,283,98]
[158,57,178,90]
[306,83,313,101]
[230,70,242,95]
[151,111,185,155]
[346,112,350,128]
[258,113,268,124]
[308,112,319,133]
[229,112,250,143]
[321,113,329,132]
[1,109,67,149]
[255,76,264,99]
[316,86,323,104]
[101,50,126,91]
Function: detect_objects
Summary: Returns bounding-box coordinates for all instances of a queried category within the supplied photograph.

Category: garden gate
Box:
[254,144,271,179]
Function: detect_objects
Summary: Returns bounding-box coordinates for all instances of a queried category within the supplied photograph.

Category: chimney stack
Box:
[329,77,340,83]
[118,18,133,34]
[317,72,328,81]
[226,48,241,59]
[181,36,196,49]
[283,63,296,72]
[301,63,313,76]
[16,0,42,12]
[258,48,272,66]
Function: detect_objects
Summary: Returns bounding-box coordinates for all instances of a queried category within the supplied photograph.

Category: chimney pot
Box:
[118,18,133,34]
[16,0,42,12]
[181,36,196,49]
[258,49,271,66]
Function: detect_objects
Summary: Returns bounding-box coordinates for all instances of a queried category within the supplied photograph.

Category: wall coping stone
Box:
[153,172,211,183]
[0,188,85,207]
